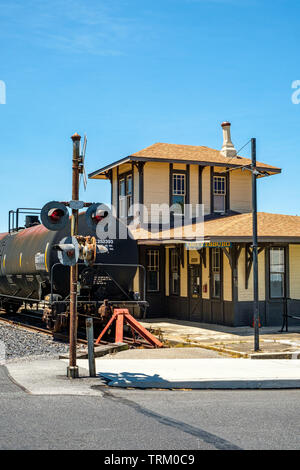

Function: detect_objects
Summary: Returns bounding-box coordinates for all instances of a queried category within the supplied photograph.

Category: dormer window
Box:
[213,175,226,213]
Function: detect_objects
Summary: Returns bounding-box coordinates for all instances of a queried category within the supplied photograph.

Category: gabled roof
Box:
[130,212,300,243]
[89,142,281,179]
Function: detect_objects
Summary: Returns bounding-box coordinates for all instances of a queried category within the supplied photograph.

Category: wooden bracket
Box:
[197,248,206,268]
[245,245,265,289]
[176,244,185,268]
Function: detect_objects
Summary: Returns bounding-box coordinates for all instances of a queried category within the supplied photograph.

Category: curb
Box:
[163,339,300,359]
[59,342,129,360]
[164,339,249,358]
[250,351,300,360]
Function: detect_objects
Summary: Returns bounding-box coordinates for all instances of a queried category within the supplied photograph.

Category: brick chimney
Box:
[220,122,237,158]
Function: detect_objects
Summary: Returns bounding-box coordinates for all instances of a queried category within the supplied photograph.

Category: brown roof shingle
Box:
[131,142,281,172]
[89,142,281,179]
[131,212,300,242]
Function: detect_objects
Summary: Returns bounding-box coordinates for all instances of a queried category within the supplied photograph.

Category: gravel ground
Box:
[0,324,69,362]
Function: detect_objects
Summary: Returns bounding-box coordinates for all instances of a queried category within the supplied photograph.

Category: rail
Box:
[280,298,300,332]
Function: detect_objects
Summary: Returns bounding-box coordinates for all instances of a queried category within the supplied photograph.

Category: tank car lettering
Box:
[35,252,47,272]
[94,275,111,284]
[97,239,115,252]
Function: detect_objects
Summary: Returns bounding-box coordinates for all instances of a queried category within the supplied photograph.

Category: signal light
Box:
[91,211,108,224]
[41,201,69,231]
[53,237,79,266]
[85,203,108,231]
[49,209,65,223]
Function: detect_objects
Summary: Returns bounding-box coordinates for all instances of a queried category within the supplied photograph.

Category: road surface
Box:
[0,365,299,450]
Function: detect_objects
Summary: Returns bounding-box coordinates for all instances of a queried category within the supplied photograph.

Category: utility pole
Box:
[67,132,81,378]
[251,137,260,351]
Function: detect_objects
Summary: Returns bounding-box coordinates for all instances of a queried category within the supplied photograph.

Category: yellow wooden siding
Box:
[144,162,170,221]
[230,169,252,213]
[173,163,186,170]
[238,248,266,301]
[289,245,300,299]
[118,162,133,175]
[188,250,200,265]
[180,248,188,297]
[202,167,211,215]
[165,247,169,296]
[223,251,232,301]
[213,167,225,174]
[189,165,199,217]
[202,248,210,299]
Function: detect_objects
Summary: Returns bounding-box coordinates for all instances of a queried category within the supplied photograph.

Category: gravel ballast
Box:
[0,323,69,362]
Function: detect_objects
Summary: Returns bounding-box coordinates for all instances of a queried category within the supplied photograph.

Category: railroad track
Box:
[0,310,155,349]
[0,310,87,345]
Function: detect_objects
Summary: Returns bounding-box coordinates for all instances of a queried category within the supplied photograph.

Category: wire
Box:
[217,139,254,174]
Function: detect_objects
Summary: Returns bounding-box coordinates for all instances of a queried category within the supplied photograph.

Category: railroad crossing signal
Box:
[40,201,69,231]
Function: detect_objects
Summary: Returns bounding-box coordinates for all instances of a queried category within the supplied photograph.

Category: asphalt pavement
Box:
[1,365,300,450]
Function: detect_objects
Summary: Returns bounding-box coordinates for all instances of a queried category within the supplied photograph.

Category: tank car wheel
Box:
[4,303,21,315]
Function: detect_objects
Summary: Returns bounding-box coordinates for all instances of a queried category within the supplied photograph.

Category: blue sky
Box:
[0,0,299,232]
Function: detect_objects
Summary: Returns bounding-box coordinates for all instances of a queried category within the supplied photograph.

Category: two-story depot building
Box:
[89,122,300,327]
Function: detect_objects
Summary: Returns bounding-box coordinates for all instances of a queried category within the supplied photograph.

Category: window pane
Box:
[147,250,159,292]
[170,249,180,295]
[270,273,284,298]
[172,195,184,214]
[270,248,285,273]
[213,273,221,298]
[212,248,220,271]
[147,271,159,292]
[126,176,132,195]
[119,197,126,217]
[269,248,285,298]
[173,174,185,195]
[119,179,125,196]
[127,195,133,216]
[172,273,179,295]
[213,176,226,195]
[214,194,225,213]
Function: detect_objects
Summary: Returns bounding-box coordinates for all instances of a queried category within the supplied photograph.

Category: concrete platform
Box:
[68,357,300,389]
[139,319,300,357]
[5,359,106,396]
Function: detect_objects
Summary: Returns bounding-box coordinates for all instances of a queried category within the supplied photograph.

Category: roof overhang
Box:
[136,237,300,245]
[89,155,281,180]
[89,157,131,179]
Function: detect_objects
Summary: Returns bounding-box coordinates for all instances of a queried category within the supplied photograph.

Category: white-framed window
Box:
[212,247,221,298]
[172,173,185,214]
[213,175,226,213]
[119,174,133,217]
[147,249,160,292]
[269,247,285,298]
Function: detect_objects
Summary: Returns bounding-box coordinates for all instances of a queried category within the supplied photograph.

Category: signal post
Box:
[68,132,81,379]
[40,133,105,379]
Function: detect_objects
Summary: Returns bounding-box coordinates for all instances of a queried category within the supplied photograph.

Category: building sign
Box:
[185,241,232,250]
